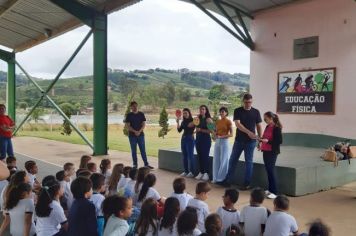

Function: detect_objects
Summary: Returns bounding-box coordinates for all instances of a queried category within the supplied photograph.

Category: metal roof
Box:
[0,0,301,52]
[0,0,140,52]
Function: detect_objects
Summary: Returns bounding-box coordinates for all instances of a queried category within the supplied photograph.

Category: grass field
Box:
[18,125,182,157]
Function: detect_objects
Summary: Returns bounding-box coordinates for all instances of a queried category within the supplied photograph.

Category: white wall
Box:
[250,0,356,138]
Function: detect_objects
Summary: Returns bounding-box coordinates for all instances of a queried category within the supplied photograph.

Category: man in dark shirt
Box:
[124,101,153,169]
[221,94,262,189]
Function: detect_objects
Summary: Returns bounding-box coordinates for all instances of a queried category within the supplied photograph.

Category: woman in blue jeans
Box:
[176,108,196,177]
[259,111,283,199]
[195,105,213,181]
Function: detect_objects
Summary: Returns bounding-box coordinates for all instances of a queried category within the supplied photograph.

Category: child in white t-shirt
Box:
[216,189,240,236]
[35,178,68,236]
[90,173,106,236]
[63,162,76,183]
[136,173,164,208]
[177,207,201,236]
[124,168,137,198]
[1,182,36,236]
[135,198,159,236]
[158,197,180,236]
[264,195,299,236]
[56,170,73,214]
[99,159,112,184]
[102,195,133,236]
[25,160,40,190]
[186,182,211,232]
[170,177,193,212]
[240,188,269,236]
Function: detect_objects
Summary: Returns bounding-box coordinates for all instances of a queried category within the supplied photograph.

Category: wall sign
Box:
[277,68,335,114]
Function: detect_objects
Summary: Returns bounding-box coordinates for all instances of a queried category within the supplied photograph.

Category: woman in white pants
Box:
[213,107,233,183]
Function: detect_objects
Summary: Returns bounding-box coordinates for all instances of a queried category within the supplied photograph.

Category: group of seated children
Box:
[0,155,331,236]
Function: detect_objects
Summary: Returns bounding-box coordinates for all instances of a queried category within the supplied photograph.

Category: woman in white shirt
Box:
[0,182,35,236]
[35,178,68,236]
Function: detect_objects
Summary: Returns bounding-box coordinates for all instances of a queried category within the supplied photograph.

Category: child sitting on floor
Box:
[25,160,40,190]
[239,188,269,236]
[90,173,106,236]
[63,162,76,182]
[136,173,164,208]
[134,198,159,236]
[158,197,180,236]
[187,182,211,232]
[102,195,133,236]
[200,213,223,236]
[6,156,17,171]
[87,162,98,173]
[264,195,299,236]
[177,207,201,236]
[68,177,97,236]
[216,188,240,236]
[170,177,193,212]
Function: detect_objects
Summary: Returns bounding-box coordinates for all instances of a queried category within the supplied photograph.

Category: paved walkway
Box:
[13,137,356,234]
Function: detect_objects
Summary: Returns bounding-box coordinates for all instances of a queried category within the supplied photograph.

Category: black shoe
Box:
[145,165,154,170]
[239,185,252,191]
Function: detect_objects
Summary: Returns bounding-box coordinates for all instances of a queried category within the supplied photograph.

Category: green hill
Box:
[0,68,249,112]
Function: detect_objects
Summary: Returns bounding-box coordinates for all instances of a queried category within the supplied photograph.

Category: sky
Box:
[0,0,250,79]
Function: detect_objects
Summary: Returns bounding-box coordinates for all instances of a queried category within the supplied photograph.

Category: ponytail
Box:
[138,174,156,202]
[100,159,111,175]
[35,179,61,217]
[5,183,31,210]
[264,111,283,129]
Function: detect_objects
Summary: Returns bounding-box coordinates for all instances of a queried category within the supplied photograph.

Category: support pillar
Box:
[7,57,16,121]
[93,13,108,155]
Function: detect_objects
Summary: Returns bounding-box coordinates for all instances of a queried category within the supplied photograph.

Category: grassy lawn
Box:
[18,125,182,157]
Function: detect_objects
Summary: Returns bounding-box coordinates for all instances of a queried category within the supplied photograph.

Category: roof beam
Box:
[0,0,20,17]
[49,0,97,27]
[0,48,14,62]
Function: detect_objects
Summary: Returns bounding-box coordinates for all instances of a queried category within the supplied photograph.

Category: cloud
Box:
[0,0,250,79]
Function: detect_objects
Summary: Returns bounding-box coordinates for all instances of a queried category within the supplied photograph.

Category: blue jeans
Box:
[0,136,14,160]
[213,138,229,182]
[195,134,211,174]
[263,151,278,194]
[225,140,256,186]
[128,135,148,167]
[181,135,196,174]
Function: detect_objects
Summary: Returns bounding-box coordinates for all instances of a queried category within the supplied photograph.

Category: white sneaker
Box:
[195,172,203,180]
[267,193,277,199]
[265,190,271,195]
[201,173,210,181]
[186,172,194,178]
[180,172,187,177]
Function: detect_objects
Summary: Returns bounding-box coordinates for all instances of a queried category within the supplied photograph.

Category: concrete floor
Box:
[12,137,356,235]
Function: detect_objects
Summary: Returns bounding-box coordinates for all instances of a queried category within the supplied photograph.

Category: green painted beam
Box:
[93,13,108,155]
[7,57,16,121]
[50,0,95,26]
[0,48,13,62]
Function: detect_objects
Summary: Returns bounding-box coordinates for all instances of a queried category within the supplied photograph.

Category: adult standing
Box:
[212,107,233,183]
[195,105,213,181]
[259,111,283,199]
[124,101,153,169]
[0,104,15,161]
[221,94,262,190]
[176,108,196,177]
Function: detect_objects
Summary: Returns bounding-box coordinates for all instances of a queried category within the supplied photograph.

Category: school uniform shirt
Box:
[135,221,159,236]
[103,170,112,184]
[125,179,136,197]
[60,180,74,210]
[263,211,298,236]
[90,192,105,217]
[158,220,177,236]
[0,181,8,211]
[136,187,161,208]
[186,198,209,232]
[179,228,201,236]
[6,198,36,236]
[35,200,67,236]
[170,192,193,212]
[103,215,129,236]
[239,205,268,236]
[68,198,98,236]
[216,207,240,236]
[117,175,129,194]
[28,173,36,188]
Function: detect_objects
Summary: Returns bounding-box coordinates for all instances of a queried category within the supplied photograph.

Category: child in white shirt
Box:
[264,195,299,236]
[216,189,240,236]
[177,207,202,236]
[136,173,164,208]
[35,178,68,236]
[170,177,193,212]
[186,182,211,232]
[240,188,269,236]
[124,168,137,198]
[63,162,76,183]
[90,173,107,236]
[25,160,40,190]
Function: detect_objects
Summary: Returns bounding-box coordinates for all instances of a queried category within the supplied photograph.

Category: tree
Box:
[59,103,76,136]
[29,108,45,123]
[112,103,119,112]
[78,83,84,90]
[158,106,171,138]
[161,82,175,105]
[208,84,227,101]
